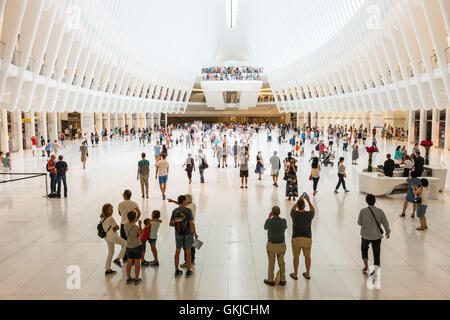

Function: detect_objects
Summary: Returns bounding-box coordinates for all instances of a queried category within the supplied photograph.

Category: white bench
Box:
[358,171,440,199]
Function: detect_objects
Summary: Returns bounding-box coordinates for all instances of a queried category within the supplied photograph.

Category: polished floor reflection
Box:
[1,131,450,300]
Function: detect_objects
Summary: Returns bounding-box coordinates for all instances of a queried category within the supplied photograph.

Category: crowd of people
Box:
[3,119,435,288]
[201,66,263,81]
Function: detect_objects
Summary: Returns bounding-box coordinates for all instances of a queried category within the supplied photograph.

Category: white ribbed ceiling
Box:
[77,0,364,78]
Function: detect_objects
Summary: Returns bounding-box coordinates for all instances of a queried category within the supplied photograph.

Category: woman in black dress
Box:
[285,159,298,201]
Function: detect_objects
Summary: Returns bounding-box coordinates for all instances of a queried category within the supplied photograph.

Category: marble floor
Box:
[1,130,450,300]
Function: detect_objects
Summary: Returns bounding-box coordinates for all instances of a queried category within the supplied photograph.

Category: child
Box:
[148,210,161,266]
[299,141,305,157]
[140,219,151,267]
[125,211,143,285]
[295,142,300,157]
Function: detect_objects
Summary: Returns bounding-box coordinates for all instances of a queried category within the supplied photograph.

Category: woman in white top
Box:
[413,179,429,231]
[100,203,127,275]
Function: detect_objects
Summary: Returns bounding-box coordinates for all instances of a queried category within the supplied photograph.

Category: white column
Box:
[105,113,111,135]
[121,113,126,129]
[432,108,439,148]
[419,109,426,142]
[408,110,415,144]
[12,110,23,152]
[151,113,155,130]
[39,111,47,141]
[49,111,58,142]
[23,111,34,149]
[165,113,168,129]
[445,107,450,151]
[157,113,161,129]
[95,112,103,134]
[127,113,133,129]
[0,109,9,153]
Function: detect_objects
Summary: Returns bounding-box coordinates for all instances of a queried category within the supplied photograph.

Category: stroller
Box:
[321,150,335,167]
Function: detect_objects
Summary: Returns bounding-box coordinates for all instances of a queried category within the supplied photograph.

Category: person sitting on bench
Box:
[383,154,395,177]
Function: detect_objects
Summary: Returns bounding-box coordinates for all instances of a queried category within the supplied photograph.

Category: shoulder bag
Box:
[368,207,384,236]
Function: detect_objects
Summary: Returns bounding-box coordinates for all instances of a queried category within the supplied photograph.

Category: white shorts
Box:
[32,145,36,151]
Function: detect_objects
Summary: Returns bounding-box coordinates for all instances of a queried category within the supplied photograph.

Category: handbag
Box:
[309,175,313,181]
[414,197,422,204]
[368,207,384,235]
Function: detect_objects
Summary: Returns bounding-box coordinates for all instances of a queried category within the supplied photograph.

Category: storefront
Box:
[61,112,81,136]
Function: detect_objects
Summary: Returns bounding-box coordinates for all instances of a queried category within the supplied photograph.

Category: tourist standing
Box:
[290,194,315,280]
[118,190,142,262]
[197,149,207,183]
[285,159,298,201]
[310,157,321,196]
[47,155,57,195]
[239,146,249,189]
[55,155,68,198]
[169,195,198,278]
[400,171,420,218]
[79,142,88,169]
[358,194,390,275]
[183,153,195,184]
[351,141,359,165]
[155,153,169,200]
[255,151,264,180]
[269,151,281,187]
[137,153,150,199]
[264,206,287,286]
[100,203,126,275]
[413,179,429,231]
[125,211,143,285]
[30,136,37,157]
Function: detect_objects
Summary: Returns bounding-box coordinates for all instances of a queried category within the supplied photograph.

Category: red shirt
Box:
[31,137,36,146]
[47,160,57,174]
[140,227,150,241]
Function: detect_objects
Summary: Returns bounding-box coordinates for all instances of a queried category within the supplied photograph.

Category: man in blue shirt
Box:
[55,155,68,198]
[153,141,162,162]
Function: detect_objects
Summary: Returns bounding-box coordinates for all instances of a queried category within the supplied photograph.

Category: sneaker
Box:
[134,278,142,285]
[345,190,350,193]
[334,190,339,194]
[150,261,159,267]
[126,278,135,285]
[105,270,116,275]
[175,270,183,277]
[113,259,122,268]
[186,270,193,278]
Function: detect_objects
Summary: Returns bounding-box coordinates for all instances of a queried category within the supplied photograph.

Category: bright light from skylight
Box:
[226,0,238,29]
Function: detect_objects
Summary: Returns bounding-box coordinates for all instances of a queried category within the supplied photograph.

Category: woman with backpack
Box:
[197,149,207,183]
[99,203,127,275]
[183,153,196,184]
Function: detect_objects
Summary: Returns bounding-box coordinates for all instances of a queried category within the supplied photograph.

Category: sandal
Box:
[362,267,369,275]
[399,214,405,218]
[416,227,426,231]
[302,272,311,280]
[289,273,298,280]
[264,279,275,286]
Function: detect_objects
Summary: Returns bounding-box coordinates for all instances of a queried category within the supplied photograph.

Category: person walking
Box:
[351,140,359,165]
[100,203,126,275]
[413,178,429,231]
[232,141,239,168]
[334,157,349,193]
[264,206,287,286]
[2,152,11,182]
[79,142,88,169]
[169,195,198,278]
[290,194,315,280]
[358,194,390,275]
[30,136,37,157]
[183,153,195,184]
[197,149,207,183]
[269,151,281,187]
[137,153,150,199]
[285,159,298,201]
[153,141,162,163]
[239,146,249,189]
[310,157,321,196]
[55,155,68,198]
[255,151,264,180]
[155,153,169,200]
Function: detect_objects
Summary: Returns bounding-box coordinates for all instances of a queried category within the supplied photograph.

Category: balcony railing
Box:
[11,50,22,66]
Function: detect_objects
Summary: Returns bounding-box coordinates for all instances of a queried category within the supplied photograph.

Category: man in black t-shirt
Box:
[55,155,68,198]
[290,194,315,281]
[169,195,198,278]
[413,151,424,177]
[383,154,395,177]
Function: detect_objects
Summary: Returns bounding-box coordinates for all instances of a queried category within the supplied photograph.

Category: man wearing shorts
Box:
[239,146,249,189]
[155,153,169,200]
[169,195,198,278]
[30,136,37,157]
[290,194,315,281]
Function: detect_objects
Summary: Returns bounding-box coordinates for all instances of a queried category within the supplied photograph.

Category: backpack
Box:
[315,144,320,151]
[173,208,189,234]
[97,218,111,239]
[201,157,209,169]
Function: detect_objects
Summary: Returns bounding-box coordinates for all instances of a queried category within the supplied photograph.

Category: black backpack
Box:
[97,218,111,239]
[173,208,189,234]
[315,144,320,151]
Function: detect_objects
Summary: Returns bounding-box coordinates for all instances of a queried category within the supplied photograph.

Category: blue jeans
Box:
[57,175,67,197]
[199,168,205,181]
[50,173,57,194]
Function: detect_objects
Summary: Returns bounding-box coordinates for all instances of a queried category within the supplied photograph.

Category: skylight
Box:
[226,0,238,29]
